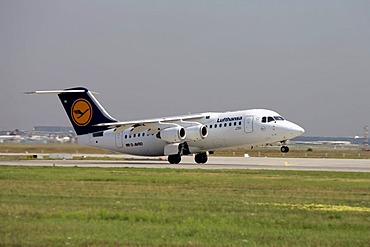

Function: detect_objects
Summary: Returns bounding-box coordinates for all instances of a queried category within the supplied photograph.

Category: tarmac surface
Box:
[1,154,369,172]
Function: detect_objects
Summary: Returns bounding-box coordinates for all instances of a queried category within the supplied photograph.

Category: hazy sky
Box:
[1,0,369,136]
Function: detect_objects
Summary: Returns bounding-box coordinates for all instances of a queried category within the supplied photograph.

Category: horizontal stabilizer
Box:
[25,89,98,95]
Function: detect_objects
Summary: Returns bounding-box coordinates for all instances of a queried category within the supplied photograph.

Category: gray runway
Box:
[1,156,369,172]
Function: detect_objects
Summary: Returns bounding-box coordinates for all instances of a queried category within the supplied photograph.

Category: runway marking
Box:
[284,162,293,167]
[245,202,370,213]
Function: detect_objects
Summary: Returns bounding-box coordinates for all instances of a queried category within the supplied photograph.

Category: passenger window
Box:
[209,125,212,129]
[234,122,237,126]
[262,117,266,123]
[239,121,242,125]
[138,133,141,137]
[268,116,275,122]
[229,123,232,127]
[219,124,222,128]
[224,123,227,127]
[125,135,127,139]
[214,124,217,128]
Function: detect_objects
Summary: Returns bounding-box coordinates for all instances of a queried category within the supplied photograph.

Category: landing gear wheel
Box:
[280,146,290,153]
[194,153,208,164]
[168,154,181,164]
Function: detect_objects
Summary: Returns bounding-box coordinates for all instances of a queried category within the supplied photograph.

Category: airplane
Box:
[27,87,305,164]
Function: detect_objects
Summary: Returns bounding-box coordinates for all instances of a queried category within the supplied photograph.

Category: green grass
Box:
[0,166,369,246]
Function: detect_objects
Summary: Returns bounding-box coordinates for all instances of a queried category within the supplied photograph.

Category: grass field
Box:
[0,166,369,246]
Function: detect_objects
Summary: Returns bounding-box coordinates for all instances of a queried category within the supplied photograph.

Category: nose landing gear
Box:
[280,146,290,153]
[280,141,290,153]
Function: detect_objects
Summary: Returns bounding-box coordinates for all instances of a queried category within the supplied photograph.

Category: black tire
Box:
[280,146,290,153]
[194,153,208,164]
[168,154,181,164]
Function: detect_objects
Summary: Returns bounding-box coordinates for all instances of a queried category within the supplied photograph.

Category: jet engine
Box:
[157,126,186,143]
[185,125,208,140]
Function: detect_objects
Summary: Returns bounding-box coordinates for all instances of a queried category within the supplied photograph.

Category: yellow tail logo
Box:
[71,98,93,126]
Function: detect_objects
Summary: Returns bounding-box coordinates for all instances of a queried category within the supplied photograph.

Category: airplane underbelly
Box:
[120,138,166,156]
[189,130,249,151]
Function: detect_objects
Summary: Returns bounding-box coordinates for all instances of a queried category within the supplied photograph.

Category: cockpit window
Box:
[268,116,275,122]
[262,116,283,123]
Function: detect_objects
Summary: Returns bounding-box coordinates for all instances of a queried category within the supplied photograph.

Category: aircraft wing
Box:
[96,114,206,135]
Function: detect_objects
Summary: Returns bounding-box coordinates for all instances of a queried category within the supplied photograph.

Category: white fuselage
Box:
[77,109,304,156]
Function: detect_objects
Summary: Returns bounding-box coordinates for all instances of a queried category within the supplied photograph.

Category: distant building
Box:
[33,126,74,133]
[30,126,76,142]
[0,126,76,143]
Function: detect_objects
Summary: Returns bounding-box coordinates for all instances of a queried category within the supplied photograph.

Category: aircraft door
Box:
[244,116,254,133]
[115,132,123,148]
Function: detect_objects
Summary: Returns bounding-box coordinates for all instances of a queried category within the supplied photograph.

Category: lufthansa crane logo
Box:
[71,98,93,126]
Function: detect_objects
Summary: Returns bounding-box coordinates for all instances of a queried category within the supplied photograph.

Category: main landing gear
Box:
[194,152,208,164]
[168,154,181,164]
[167,152,209,164]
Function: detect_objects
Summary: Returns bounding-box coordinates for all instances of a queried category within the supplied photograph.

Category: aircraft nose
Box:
[275,121,305,140]
[291,123,305,136]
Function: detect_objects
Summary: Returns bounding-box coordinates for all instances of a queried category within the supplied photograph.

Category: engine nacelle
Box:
[158,126,186,143]
[185,125,208,140]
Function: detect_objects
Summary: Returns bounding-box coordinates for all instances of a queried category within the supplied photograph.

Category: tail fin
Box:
[28,87,117,135]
